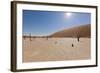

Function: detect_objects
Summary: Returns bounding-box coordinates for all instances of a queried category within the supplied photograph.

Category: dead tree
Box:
[77,37,80,42]
[77,35,80,42]
[29,34,32,41]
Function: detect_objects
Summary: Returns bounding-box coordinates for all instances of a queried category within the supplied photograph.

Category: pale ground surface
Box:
[23,38,91,63]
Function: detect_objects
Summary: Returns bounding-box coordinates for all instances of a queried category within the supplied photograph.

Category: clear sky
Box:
[23,10,91,36]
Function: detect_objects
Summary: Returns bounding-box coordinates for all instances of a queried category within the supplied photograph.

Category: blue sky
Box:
[23,10,91,36]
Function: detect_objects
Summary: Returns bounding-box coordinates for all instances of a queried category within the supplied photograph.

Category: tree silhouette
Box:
[29,34,32,41]
[77,33,80,42]
[77,36,80,42]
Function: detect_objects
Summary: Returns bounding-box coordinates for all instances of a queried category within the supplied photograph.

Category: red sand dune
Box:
[50,24,91,37]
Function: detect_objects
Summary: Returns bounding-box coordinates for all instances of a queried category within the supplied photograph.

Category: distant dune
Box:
[50,24,91,37]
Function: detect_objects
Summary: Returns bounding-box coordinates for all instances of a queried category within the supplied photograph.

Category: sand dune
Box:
[51,24,90,37]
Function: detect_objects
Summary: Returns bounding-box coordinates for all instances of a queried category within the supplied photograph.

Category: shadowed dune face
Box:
[50,24,91,37]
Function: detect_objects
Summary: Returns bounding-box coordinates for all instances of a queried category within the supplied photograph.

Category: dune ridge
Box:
[50,24,91,37]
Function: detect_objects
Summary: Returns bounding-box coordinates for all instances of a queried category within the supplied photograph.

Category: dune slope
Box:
[51,24,91,37]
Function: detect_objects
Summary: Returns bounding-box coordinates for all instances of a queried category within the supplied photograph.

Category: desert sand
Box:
[23,24,91,63]
[23,37,91,62]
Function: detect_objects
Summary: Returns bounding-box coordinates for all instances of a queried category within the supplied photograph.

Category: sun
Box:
[65,12,72,17]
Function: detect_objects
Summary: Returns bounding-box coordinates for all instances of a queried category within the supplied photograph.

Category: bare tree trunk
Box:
[29,34,32,41]
[77,37,80,42]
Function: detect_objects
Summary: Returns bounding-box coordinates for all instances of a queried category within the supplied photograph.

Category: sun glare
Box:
[65,12,72,17]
